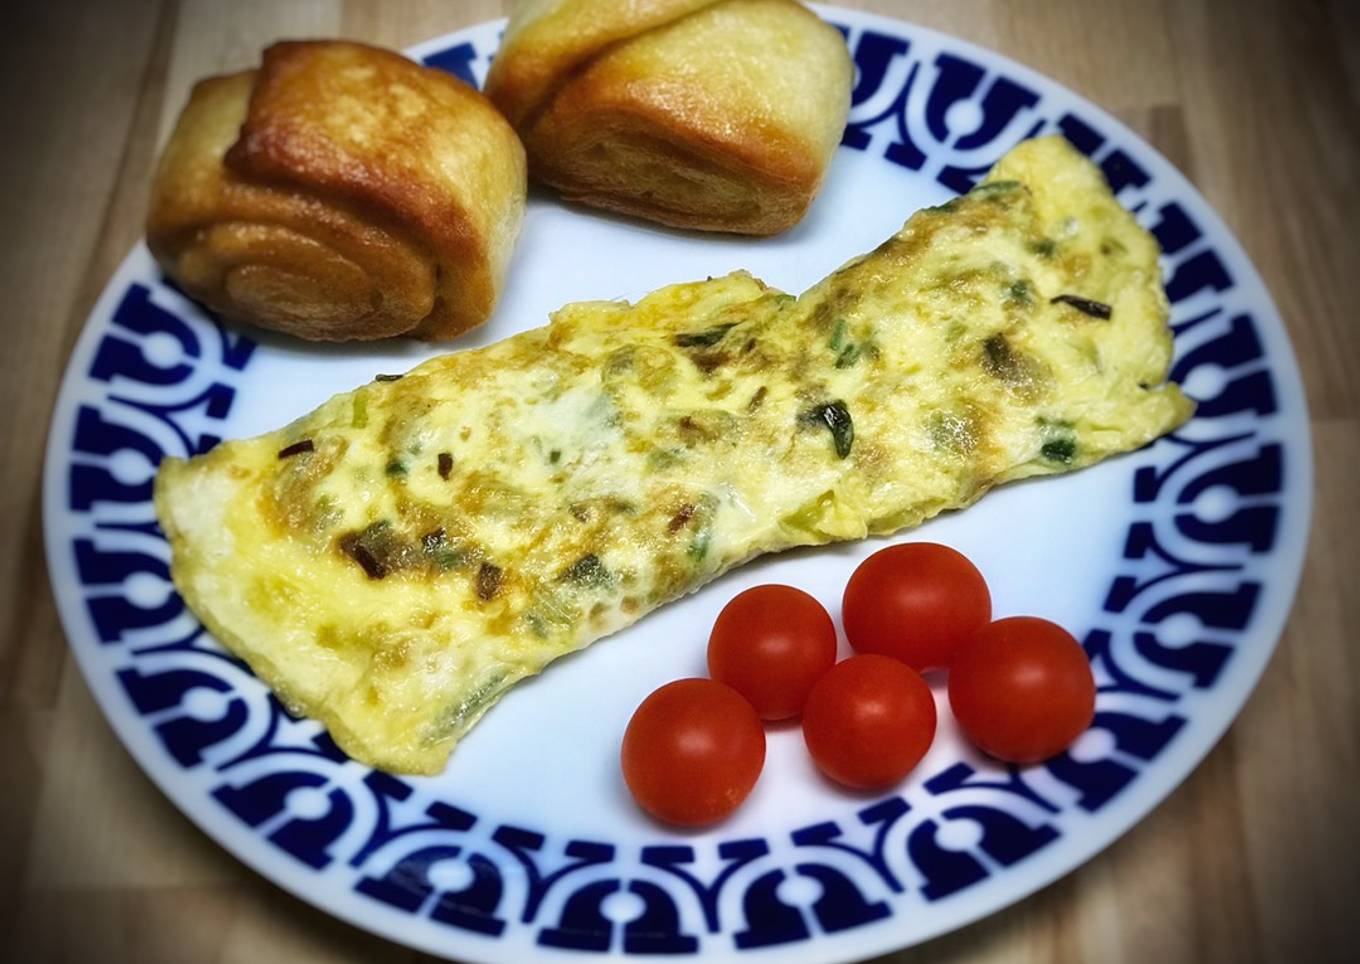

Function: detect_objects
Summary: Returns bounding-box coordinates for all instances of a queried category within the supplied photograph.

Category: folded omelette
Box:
[155,137,1193,773]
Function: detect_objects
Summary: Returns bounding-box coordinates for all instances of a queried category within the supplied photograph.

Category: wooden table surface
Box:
[3,1,1356,961]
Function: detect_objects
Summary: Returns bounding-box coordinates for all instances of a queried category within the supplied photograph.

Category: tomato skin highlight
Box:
[842,543,992,671]
[707,585,838,720]
[801,655,938,790]
[620,678,766,826]
[948,616,1096,764]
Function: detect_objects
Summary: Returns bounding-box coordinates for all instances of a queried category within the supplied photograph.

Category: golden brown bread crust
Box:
[484,0,851,236]
[147,41,526,341]
[486,0,718,129]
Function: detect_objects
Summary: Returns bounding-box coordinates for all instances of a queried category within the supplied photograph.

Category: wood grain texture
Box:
[1,1,1355,961]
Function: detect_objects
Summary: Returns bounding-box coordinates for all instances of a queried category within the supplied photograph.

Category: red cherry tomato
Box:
[842,543,991,672]
[621,678,765,826]
[948,616,1096,763]
[707,585,838,720]
[801,654,937,790]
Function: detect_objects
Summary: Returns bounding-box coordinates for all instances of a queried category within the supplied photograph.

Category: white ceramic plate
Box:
[43,8,1311,962]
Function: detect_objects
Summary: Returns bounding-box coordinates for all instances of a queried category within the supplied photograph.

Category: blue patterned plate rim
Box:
[42,7,1312,962]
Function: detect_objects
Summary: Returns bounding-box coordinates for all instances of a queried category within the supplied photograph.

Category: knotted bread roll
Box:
[484,0,851,235]
[147,41,526,341]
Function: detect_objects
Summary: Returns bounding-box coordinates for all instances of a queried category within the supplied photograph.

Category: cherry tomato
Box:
[948,616,1096,763]
[707,585,838,720]
[842,542,991,671]
[621,678,765,826]
[801,654,937,790]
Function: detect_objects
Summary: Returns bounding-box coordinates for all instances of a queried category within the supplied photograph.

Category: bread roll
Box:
[484,0,851,236]
[147,41,526,341]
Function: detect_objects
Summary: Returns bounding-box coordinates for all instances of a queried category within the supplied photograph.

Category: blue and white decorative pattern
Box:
[42,10,1310,963]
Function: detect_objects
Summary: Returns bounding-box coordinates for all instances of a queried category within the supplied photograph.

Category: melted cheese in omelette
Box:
[155,137,1194,773]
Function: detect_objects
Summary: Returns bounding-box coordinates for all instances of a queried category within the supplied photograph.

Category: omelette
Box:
[155,137,1193,774]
